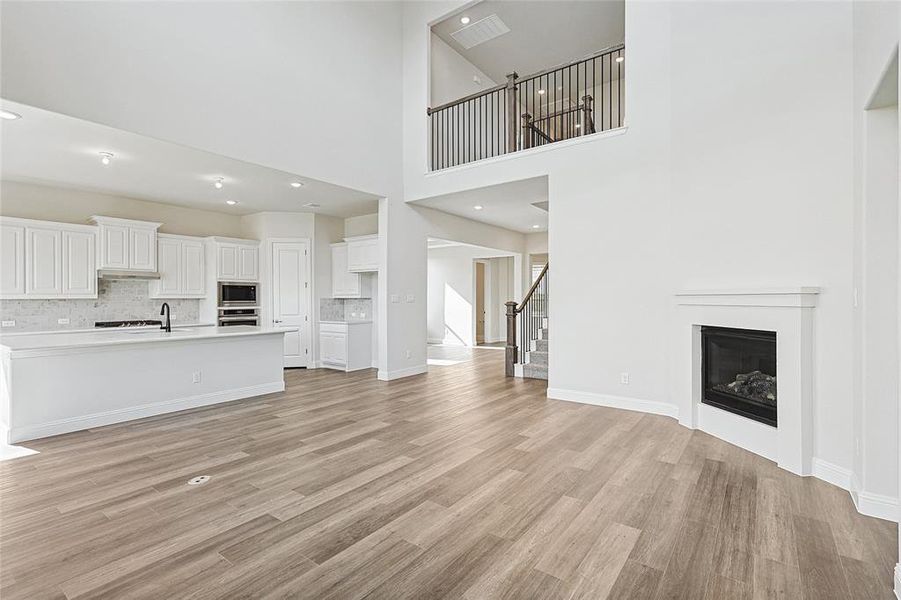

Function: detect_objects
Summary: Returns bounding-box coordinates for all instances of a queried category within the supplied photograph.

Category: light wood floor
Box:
[1,348,896,599]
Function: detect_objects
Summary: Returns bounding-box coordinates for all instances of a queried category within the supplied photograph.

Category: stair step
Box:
[527,350,548,367]
[534,339,549,352]
[523,363,548,380]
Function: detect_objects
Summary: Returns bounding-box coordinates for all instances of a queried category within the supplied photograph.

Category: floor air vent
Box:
[451,14,510,50]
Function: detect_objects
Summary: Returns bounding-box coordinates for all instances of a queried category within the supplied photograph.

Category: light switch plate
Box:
[57,318,70,325]
[1,320,14,327]
[390,294,400,303]
[620,372,630,385]
[405,294,415,303]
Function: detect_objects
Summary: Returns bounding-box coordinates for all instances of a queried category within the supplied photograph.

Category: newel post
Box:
[505,301,518,377]
[581,94,594,134]
[505,72,518,154]
[521,113,533,149]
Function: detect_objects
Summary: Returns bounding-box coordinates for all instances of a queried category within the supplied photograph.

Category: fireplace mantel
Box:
[673,287,819,476]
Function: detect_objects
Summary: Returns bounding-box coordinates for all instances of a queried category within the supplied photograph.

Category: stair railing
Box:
[505,263,549,377]
[427,44,625,170]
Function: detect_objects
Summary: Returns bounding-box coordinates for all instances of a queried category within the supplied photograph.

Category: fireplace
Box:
[701,326,777,427]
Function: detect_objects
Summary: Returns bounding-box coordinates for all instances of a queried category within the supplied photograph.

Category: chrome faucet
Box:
[160,302,171,333]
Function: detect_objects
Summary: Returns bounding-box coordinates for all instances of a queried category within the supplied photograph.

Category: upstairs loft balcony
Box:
[427,45,625,171]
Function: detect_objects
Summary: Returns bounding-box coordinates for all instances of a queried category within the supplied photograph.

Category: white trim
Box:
[420,126,629,181]
[427,337,445,345]
[853,489,899,522]
[378,364,428,381]
[546,388,679,419]
[811,458,854,490]
[7,381,284,443]
[893,564,900,600]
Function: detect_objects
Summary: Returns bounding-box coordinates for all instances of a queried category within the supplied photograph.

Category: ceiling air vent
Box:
[451,14,510,50]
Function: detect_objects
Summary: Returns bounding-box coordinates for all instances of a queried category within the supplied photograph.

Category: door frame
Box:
[473,259,487,346]
[264,237,312,368]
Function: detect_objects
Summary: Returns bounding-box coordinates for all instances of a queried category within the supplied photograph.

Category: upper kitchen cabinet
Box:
[1,217,97,300]
[331,242,360,298]
[346,235,379,273]
[150,234,206,299]
[207,237,260,282]
[90,216,162,272]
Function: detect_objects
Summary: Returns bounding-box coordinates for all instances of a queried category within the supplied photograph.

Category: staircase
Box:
[517,317,548,380]
[505,263,549,381]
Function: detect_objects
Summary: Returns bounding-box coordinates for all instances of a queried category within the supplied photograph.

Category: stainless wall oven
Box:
[218,307,259,327]
[218,281,258,306]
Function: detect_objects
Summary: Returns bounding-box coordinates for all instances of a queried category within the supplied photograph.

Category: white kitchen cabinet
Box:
[150,234,206,299]
[319,322,372,371]
[331,243,361,298]
[26,227,62,296]
[1,223,25,296]
[183,242,206,295]
[61,230,97,297]
[90,216,161,272]
[237,245,259,281]
[346,235,379,273]
[208,238,260,282]
[1,218,98,300]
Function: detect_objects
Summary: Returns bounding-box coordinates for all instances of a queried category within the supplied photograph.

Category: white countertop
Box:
[319,320,372,325]
[0,325,297,354]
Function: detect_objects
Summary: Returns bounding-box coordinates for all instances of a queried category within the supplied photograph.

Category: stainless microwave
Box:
[218,281,258,306]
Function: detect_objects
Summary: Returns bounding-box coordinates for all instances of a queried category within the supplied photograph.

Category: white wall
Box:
[402,1,873,497]
[1,2,404,198]
[851,0,900,525]
[344,214,379,237]
[430,32,498,107]
[427,246,514,346]
[0,180,245,237]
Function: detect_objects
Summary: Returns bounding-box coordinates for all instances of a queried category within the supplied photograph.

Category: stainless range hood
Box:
[97,269,161,280]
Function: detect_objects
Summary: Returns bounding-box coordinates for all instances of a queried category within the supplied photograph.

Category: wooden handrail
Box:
[516,263,548,313]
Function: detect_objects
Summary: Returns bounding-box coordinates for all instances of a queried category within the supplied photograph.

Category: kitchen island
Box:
[0,325,294,443]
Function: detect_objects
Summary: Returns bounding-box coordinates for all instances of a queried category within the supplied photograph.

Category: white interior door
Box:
[270,240,310,368]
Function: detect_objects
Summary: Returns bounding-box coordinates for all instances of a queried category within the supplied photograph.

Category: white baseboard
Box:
[427,338,445,345]
[811,458,853,490]
[546,388,679,419]
[853,489,899,522]
[8,381,285,443]
[894,564,900,600]
[377,364,428,381]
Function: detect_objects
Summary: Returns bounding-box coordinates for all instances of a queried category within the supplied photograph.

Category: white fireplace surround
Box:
[674,288,819,476]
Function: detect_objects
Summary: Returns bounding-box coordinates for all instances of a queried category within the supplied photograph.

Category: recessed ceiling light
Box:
[214,177,224,189]
[460,16,470,24]
[532,225,541,229]
[473,205,483,210]
[0,109,21,120]
[616,56,624,63]
[303,202,321,208]
[225,200,237,205]
[99,152,114,165]
[538,89,545,95]
[290,181,305,188]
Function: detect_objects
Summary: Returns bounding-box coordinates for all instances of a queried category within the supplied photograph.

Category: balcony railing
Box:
[427,44,625,171]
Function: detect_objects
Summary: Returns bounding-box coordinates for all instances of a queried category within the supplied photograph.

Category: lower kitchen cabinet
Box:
[319,321,372,371]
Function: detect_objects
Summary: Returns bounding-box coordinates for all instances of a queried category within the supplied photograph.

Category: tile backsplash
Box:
[320,298,372,321]
[0,279,201,332]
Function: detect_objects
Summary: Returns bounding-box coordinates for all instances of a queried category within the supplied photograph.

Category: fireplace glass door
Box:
[701,326,777,427]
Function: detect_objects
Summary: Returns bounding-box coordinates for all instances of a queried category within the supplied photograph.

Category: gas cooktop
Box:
[94,320,163,328]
